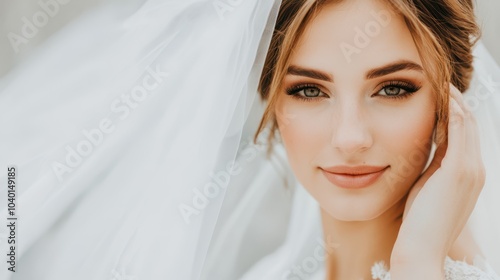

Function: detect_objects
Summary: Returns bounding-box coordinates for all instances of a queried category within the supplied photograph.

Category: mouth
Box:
[320,165,389,189]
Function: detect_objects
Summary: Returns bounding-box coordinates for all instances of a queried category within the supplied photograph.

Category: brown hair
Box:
[255,0,480,149]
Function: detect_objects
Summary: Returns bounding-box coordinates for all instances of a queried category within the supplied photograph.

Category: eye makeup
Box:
[284,79,422,102]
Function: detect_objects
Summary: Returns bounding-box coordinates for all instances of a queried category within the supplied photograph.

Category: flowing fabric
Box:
[0,0,280,279]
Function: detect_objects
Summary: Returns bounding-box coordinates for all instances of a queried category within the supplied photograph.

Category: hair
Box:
[254,0,480,150]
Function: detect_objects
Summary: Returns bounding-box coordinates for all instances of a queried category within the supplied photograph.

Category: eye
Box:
[285,84,328,101]
[375,81,421,100]
[382,86,402,96]
[303,87,321,97]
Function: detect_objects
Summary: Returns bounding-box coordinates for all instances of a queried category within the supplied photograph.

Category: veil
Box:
[1,0,499,280]
[0,0,280,279]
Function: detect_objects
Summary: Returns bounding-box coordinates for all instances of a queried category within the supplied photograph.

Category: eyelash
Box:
[285,81,421,102]
[285,83,325,102]
[377,81,421,99]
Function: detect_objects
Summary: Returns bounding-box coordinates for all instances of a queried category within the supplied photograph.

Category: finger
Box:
[449,85,484,216]
[451,85,478,163]
[429,141,447,171]
[415,141,446,188]
[449,84,468,116]
[443,93,466,170]
[449,85,473,154]
[452,85,485,198]
[403,143,446,219]
[450,85,482,175]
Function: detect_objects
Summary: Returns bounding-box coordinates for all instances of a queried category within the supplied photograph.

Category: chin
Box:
[318,191,401,222]
[320,201,382,222]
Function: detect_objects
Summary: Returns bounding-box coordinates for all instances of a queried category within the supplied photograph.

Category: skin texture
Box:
[275,0,485,279]
[277,0,434,224]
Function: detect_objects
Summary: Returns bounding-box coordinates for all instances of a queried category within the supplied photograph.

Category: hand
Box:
[391,84,486,274]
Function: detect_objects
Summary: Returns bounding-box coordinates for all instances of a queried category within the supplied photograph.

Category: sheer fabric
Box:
[0,0,280,279]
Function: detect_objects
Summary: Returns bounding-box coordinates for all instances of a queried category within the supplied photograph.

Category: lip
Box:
[321,165,389,189]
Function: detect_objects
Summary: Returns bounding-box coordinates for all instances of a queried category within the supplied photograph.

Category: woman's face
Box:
[276,0,436,221]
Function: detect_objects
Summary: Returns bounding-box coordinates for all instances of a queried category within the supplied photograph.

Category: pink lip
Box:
[321,165,389,189]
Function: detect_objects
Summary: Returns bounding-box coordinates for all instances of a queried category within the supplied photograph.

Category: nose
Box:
[330,101,373,154]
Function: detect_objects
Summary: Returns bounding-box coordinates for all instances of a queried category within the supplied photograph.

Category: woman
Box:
[1,0,499,279]
[204,0,500,279]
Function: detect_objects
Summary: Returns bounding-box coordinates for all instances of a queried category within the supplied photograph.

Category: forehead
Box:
[289,0,422,78]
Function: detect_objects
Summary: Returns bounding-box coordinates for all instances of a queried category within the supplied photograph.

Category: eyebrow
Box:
[286,60,423,82]
[365,60,423,79]
[286,65,333,82]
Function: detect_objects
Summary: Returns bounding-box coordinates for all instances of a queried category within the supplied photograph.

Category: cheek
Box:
[275,98,332,179]
[275,91,436,221]
[374,95,436,188]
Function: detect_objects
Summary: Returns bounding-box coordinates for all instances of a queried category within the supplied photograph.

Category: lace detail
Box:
[371,261,390,280]
[371,256,500,280]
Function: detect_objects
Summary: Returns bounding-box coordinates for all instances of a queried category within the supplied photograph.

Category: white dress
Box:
[307,256,500,280]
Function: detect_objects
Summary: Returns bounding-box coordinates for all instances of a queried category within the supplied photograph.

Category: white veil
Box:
[0,0,280,279]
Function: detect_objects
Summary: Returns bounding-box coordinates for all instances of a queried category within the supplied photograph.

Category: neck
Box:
[322,195,406,280]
